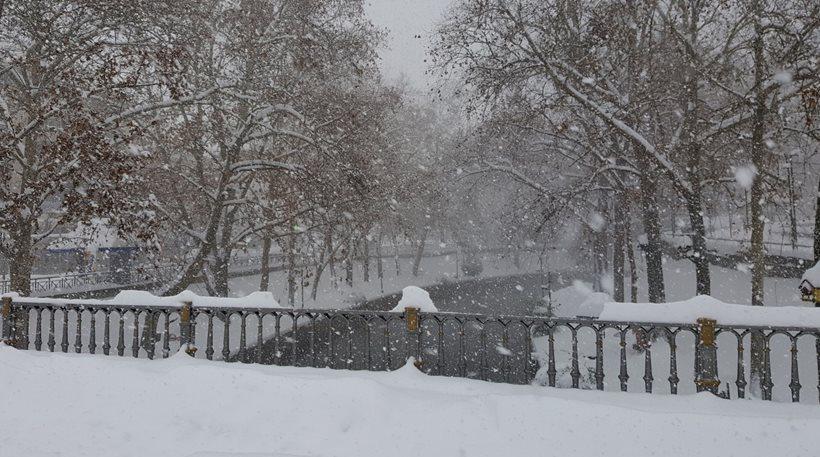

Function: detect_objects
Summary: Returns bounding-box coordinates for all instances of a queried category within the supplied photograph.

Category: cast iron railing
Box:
[1,296,818,403]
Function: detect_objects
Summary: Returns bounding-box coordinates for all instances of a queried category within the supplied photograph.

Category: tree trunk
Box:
[813,177,820,262]
[344,237,353,287]
[412,231,427,277]
[636,156,666,303]
[680,9,711,297]
[9,225,34,296]
[788,163,798,249]
[259,235,272,291]
[362,236,370,282]
[686,190,711,295]
[626,221,639,303]
[287,234,297,306]
[326,229,338,289]
[749,0,768,395]
[212,254,230,297]
[613,191,626,302]
[376,232,384,293]
[393,234,401,276]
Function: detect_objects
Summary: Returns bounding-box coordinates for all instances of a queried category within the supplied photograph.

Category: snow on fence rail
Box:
[1,294,819,403]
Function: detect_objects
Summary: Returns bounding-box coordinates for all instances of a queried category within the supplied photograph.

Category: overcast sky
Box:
[364,0,454,89]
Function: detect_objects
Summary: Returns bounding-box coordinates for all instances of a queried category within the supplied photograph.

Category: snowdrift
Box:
[598,295,820,327]
[1,347,818,457]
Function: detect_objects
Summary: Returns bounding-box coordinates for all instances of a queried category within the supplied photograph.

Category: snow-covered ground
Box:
[1,346,817,457]
[631,257,803,307]
[666,214,815,258]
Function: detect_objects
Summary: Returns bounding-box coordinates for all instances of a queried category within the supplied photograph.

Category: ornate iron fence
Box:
[1,296,818,403]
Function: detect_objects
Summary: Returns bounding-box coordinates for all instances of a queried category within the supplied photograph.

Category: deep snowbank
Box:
[598,295,820,327]
[1,347,817,457]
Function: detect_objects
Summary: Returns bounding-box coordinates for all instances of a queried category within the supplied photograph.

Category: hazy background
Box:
[365,0,453,88]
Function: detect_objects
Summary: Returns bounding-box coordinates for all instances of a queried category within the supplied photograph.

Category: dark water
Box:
[240,270,590,383]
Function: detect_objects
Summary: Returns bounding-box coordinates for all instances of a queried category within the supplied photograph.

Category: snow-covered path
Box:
[1,347,817,457]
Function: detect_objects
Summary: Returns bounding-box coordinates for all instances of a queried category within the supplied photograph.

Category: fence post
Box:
[180,301,196,356]
[1,296,11,345]
[405,306,422,368]
[695,317,720,394]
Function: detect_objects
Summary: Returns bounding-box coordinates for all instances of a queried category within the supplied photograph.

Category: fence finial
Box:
[180,301,196,356]
[404,306,421,368]
[405,306,419,332]
[1,296,11,344]
[695,317,720,394]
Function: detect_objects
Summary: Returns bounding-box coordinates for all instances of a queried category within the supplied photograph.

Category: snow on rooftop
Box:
[598,295,820,328]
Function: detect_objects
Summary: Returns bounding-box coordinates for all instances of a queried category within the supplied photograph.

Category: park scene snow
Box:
[0,0,818,456]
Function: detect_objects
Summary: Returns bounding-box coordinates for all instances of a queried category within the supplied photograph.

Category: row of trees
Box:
[0,0,460,300]
[433,0,818,300]
[432,0,818,394]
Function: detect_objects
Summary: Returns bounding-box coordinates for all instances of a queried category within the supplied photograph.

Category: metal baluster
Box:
[117,310,125,356]
[222,311,230,362]
[186,307,197,354]
[502,322,510,383]
[365,318,372,371]
[292,314,299,367]
[145,310,155,360]
[274,314,281,365]
[344,316,353,369]
[61,308,69,353]
[384,317,391,370]
[458,319,466,378]
[131,310,140,358]
[89,310,96,354]
[415,314,423,370]
[618,327,628,392]
[34,308,42,351]
[816,335,820,404]
[310,314,318,368]
[643,328,653,393]
[523,322,535,384]
[570,326,580,388]
[103,310,111,356]
[479,321,487,381]
[762,335,773,401]
[162,311,171,358]
[594,327,604,391]
[667,331,679,394]
[22,306,29,349]
[329,315,336,368]
[256,312,263,364]
[729,333,745,399]
[789,335,801,402]
[437,318,445,376]
[547,324,556,387]
[74,306,83,354]
[206,313,214,361]
[239,312,247,363]
[47,308,55,352]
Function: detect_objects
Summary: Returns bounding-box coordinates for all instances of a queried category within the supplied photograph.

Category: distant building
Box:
[44,219,138,282]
